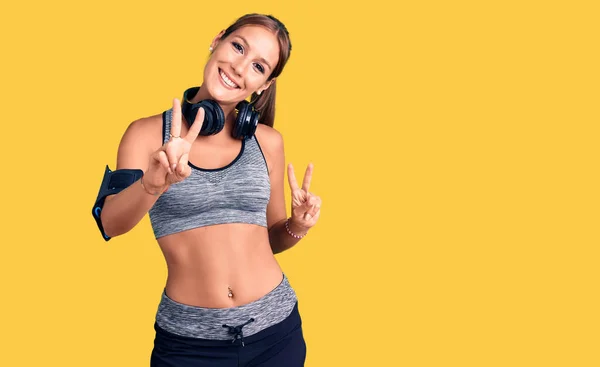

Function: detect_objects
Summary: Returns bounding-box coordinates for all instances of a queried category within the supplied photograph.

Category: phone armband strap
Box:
[92,165,143,241]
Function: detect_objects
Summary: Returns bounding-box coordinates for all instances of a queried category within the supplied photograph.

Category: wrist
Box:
[285,217,308,239]
[140,176,164,196]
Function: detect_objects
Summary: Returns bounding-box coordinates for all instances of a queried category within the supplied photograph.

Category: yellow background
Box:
[1,0,598,366]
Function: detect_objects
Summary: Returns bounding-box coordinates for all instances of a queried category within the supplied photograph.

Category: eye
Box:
[254,63,265,74]
[232,42,243,53]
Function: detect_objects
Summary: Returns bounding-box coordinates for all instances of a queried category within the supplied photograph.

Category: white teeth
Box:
[219,70,238,88]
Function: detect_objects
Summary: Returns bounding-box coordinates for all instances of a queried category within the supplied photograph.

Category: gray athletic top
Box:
[148,108,271,239]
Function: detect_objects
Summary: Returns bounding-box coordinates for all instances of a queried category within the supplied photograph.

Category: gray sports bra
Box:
[148,108,271,239]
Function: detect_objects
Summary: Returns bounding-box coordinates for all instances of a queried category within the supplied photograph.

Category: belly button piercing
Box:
[228,286,234,298]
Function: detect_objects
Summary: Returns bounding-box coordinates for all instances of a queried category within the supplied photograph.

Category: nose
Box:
[232,56,250,77]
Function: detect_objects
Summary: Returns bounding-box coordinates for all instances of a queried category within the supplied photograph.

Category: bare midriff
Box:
[157,223,283,308]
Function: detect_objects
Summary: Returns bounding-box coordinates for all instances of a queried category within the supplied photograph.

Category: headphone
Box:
[181,86,260,140]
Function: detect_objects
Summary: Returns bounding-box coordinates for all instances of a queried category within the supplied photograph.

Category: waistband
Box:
[155,273,297,342]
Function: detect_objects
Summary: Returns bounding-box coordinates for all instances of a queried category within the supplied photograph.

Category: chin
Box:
[207,82,243,105]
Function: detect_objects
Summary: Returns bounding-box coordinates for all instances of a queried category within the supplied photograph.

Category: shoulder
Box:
[116,112,165,169]
[120,113,164,152]
[254,123,284,152]
[123,113,163,141]
[254,123,284,173]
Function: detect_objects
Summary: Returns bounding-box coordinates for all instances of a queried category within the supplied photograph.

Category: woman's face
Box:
[203,25,280,104]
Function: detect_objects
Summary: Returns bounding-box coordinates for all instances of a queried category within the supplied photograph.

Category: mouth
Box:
[218,68,240,89]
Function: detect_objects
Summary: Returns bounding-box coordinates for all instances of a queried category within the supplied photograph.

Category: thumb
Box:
[293,199,312,215]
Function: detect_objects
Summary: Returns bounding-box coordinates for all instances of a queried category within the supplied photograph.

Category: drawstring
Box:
[223,318,255,346]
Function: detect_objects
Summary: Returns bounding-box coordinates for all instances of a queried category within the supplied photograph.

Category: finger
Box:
[308,202,320,217]
[306,204,317,219]
[303,193,320,208]
[287,163,300,191]
[305,204,322,221]
[303,195,319,214]
[310,195,322,209]
[302,163,314,192]
[310,208,321,222]
[181,163,192,178]
[174,165,191,182]
[165,145,179,172]
[156,150,172,174]
[185,106,204,143]
[171,98,182,139]
[177,152,189,174]
[293,199,312,217]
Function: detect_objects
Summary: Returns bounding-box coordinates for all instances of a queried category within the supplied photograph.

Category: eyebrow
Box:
[236,35,273,71]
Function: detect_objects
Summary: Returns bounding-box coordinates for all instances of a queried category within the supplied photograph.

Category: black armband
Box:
[91,165,143,241]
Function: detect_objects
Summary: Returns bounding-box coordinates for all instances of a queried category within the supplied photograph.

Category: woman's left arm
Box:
[258,127,321,254]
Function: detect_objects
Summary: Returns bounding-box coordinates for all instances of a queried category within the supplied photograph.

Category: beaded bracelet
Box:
[285,218,307,239]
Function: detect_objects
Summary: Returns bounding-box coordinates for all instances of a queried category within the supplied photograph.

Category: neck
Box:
[188,84,239,140]
[189,84,237,116]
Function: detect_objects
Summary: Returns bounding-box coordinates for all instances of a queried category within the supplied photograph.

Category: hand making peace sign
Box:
[143,98,204,194]
[287,163,322,234]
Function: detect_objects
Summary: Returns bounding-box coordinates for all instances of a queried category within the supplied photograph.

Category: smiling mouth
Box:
[219,68,240,89]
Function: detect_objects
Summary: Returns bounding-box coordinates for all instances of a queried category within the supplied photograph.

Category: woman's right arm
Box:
[99,99,205,238]
[100,116,168,238]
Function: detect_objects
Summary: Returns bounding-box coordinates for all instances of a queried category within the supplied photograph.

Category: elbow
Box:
[103,217,129,239]
[267,230,281,254]
[99,218,117,240]
[102,222,120,239]
[268,239,291,255]
[98,208,126,240]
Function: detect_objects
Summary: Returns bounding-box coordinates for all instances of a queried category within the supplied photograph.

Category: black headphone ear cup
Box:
[241,104,259,139]
[233,101,250,139]
[248,108,260,135]
[199,100,225,136]
[181,87,200,127]
[180,87,225,137]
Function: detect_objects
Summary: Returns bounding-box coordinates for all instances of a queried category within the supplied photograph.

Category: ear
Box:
[210,30,226,51]
[258,78,276,94]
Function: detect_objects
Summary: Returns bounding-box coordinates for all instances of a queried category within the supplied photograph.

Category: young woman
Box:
[98,13,321,367]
